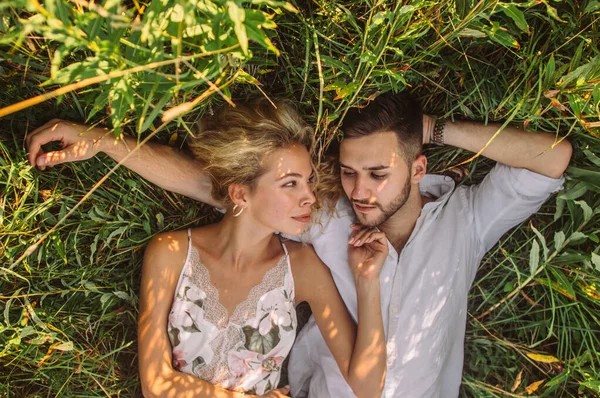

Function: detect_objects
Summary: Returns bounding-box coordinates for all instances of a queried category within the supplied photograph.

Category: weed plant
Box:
[1,0,599,396]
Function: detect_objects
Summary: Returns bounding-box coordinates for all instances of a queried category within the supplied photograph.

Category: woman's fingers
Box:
[349,226,386,247]
[26,119,67,168]
[349,226,375,246]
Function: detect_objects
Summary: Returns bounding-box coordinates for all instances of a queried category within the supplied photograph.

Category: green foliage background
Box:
[1,0,600,396]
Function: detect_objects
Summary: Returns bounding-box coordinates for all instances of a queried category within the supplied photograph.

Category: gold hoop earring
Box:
[232,204,245,217]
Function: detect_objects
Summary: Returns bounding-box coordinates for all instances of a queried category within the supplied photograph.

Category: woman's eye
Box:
[371,173,387,180]
[342,170,356,177]
[283,181,297,187]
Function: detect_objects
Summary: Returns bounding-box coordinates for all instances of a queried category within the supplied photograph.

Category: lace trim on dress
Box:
[187,247,287,329]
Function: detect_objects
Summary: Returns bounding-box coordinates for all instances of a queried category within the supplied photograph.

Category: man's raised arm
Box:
[26,119,221,207]
[423,116,573,178]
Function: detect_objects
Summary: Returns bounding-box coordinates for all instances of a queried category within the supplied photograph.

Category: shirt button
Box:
[391,305,398,314]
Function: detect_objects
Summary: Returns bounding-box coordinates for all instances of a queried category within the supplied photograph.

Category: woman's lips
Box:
[292,214,311,223]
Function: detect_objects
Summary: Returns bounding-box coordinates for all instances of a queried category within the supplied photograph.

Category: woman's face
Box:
[245,145,316,236]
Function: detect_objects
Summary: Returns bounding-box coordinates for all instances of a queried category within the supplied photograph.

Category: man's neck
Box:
[379,188,433,253]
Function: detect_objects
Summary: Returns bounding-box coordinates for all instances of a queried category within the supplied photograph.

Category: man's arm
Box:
[423,116,573,178]
[26,119,221,207]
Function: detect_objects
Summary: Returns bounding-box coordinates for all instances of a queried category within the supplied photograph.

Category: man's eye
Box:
[342,170,356,177]
[371,173,387,180]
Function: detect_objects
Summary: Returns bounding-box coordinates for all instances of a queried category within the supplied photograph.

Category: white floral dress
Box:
[167,229,297,395]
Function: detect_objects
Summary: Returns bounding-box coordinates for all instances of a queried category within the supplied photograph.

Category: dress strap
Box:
[278,235,289,256]
[184,228,193,264]
[172,228,194,301]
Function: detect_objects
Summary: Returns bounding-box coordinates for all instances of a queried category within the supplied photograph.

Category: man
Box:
[27,93,572,397]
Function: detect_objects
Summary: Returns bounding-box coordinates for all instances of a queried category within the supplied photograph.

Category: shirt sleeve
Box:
[464,163,564,253]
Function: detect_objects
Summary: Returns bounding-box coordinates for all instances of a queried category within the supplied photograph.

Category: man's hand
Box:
[348,224,389,282]
[26,119,109,170]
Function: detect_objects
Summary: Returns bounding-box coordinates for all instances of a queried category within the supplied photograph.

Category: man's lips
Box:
[292,214,311,223]
[353,203,377,213]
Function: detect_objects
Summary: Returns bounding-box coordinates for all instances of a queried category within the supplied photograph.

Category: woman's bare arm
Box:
[26,119,220,206]
[291,237,387,398]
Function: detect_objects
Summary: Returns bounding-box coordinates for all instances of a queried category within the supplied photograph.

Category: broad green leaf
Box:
[558,55,600,88]
[483,22,520,49]
[498,3,529,32]
[583,149,600,168]
[530,240,540,275]
[554,231,565,250]
[369,12,389,30]
[139,90,172,133]
[170,4,184,23]
[544,54,556,87]
[584,0,600,14]
[545,2,566,22]
[557,181,588,200]
[574,200,593,221]
[554,198,565,221]
[398,5,416,15]
[321,56,352,75]
[227,1,248,55]
[113,291,131,302]
[246,23,279,54]
[564,167,600,189]
[580,380,600,393]
[459,28,486,38]
[591,252,600,272]
[569,231,588,244]
[531,225,548,260]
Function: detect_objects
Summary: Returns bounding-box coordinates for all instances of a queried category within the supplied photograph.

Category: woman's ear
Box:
[228,183,249,208]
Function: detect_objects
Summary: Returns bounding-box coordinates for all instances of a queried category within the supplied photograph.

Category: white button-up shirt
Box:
[288,164,564,398]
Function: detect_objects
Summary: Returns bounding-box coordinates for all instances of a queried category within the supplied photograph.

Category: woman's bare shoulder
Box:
[144,229,190,271]
[283,239,327,276]
[281,239,316,260]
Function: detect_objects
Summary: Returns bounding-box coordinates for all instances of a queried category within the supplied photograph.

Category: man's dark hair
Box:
[341,92,423,164]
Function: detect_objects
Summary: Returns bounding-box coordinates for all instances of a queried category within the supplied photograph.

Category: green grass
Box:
[1,0,600,396]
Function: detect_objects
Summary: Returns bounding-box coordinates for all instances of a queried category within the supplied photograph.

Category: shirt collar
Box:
[419,174,456,210]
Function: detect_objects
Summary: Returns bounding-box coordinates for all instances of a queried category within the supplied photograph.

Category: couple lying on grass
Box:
[27,92,572,398]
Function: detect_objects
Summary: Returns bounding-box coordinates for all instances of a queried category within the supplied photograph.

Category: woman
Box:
[137,98,388,398]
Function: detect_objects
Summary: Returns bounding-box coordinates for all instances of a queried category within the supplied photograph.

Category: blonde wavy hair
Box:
[188,98,337,211]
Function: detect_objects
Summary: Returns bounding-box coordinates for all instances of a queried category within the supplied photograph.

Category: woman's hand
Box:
[348,224,389,282]
[26,119,108,170]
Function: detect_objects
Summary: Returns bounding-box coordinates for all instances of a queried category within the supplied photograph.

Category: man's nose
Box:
[351,175,371,201]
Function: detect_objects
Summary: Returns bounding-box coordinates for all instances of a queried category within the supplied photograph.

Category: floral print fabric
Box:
[168,230,297,395]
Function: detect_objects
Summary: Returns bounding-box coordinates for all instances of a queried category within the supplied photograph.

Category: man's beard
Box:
[355,176,412,227]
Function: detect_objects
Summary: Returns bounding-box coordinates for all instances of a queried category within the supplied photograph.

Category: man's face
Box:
[339,132,413,227]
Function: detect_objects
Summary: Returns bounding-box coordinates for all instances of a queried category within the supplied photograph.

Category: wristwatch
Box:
[431,118,446,146]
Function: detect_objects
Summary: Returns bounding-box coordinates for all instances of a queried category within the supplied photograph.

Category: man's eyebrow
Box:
[339,163,390,171]
[276,172,303,181]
